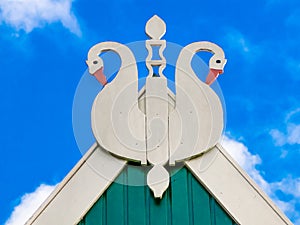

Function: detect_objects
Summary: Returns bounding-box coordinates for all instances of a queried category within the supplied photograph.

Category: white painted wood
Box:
[89,42,147,164]
[145,39,166,77]
[185,144,293,225]
[138,86,175,115]
[26,144,127,225]
[169,42,226,164]
[147,165,169,199]
[26,142,293,225]
[146,76,169,165]
[145,15,166,40]
[144,16,170,198]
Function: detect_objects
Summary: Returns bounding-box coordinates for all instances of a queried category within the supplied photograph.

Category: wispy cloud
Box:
[222,135,271,194]
[270,129,287,146]
[224,29,250,52]
[272,176,300,198]
[270,108,300,146]
[285,57,300,81]
[0,0,81,35]
[222,135,299,223]
[5,184,56,225]
[223,28,261,61]
[270,176,300,223]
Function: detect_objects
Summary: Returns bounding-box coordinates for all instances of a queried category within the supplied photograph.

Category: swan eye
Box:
[93,61,98,64]
[216,60,221,64]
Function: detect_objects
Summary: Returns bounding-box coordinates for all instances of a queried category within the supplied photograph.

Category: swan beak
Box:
[205,69,223,85]
[93,67,107,86]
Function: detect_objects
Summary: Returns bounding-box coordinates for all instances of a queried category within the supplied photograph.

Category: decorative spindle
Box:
[145,15,169,198]
[145,15,166,77]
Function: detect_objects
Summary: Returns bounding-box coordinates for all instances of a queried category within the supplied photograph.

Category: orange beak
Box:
[93,67,107,86]
[205,69,223,85]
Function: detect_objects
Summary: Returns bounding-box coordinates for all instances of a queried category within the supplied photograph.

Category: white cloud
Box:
[0,0,81,35]
[287,124,300,144]
[272,176,300,198]
[222,135,299,223]
[270,177,300,223]
[224,29,250,53]
[222,135,271,194]
[286,108,300,122]
[270,129,286,146]
[270,109,300,146]
[223,28,261,61]
[5,183,57,225]
[272,198,297,220]
[280,149,288,158]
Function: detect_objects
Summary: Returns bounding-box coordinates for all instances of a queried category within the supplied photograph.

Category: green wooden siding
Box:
[78,166,237,225]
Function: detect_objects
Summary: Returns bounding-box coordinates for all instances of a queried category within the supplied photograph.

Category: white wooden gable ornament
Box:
[86,15,227,198]
[26,15,293,225]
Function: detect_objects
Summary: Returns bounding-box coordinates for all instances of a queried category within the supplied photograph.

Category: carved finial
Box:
[147,165,169,198]
[145,15,166,40]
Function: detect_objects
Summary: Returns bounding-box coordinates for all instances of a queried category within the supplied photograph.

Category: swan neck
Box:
[180,41,225,64]
[88,41,136,69]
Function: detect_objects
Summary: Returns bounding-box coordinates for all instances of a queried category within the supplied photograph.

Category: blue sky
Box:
[0,0,300,224]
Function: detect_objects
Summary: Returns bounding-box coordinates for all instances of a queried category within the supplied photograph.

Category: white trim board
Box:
[26,144,127,225]
[26,143,293,225]
[185,144,293,225]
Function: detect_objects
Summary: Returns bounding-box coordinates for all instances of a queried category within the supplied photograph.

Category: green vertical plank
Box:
[211,198,233,225]
[85,196,105,225]
[210,198,216,225]
[190,172,211,225]
[106,169,125,225]
[215,202,233,225]
[127,165,147,225]
[171,167,190,225]
[149,187,169,225]
[78,166,236,225]
[148,165,169,225]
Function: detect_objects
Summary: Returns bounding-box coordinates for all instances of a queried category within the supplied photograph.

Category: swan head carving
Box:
[206,54,227,85]
[86,55,107,86]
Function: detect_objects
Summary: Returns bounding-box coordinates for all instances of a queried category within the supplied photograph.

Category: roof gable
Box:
[78,165,236,225]
[26,144,292,225]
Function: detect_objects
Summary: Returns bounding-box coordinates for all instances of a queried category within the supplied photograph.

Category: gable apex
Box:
[26,144,292,225]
